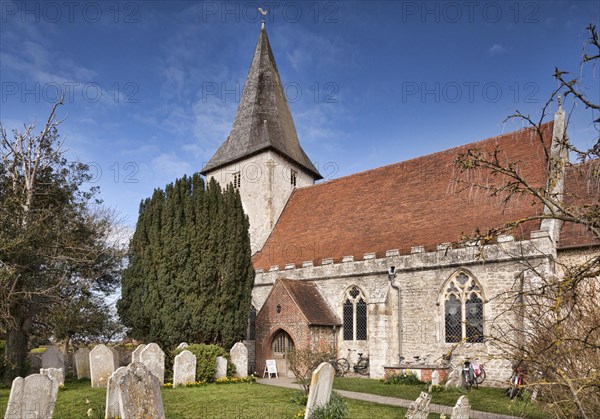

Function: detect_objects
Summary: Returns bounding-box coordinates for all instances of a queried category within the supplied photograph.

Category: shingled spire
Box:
[201,26,322,179]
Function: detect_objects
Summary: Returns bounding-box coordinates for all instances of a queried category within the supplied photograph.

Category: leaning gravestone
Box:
[173,350,196,387]
[215,356,227,379]
[450,395,471,419]
[4,376,24,418]
[304,362,335,419]
[5,374,59,419]
[230,342,248,378]
[105,366,128,419]
[40,367,64,386]
[90,344,116,388]
[139,343,165,385]
[405,391,432,419]
[176,342,189,350]
[131,344,147,363]
[74,348,91,379]
[41,346,65,376]
[117,362,165,419]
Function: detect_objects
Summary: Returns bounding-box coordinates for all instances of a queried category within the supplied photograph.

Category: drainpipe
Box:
[388,266,402,364]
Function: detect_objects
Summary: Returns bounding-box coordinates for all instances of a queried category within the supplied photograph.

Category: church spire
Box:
[201,26,322,180]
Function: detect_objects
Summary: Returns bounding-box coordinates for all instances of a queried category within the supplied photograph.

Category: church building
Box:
[201,25,598,383]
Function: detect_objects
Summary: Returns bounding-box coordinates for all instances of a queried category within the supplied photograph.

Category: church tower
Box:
[201,25,322,253]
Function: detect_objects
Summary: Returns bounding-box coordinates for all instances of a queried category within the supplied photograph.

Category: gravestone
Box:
[90,344,115,387]
[74,348,91,379]
[131,344,147,363]
[4,377,24,418]
[431,370,440,386]
[451,395,470,419]
[230,342,248,378]
[40,367,64,386]
[41,346,65,375]
[176,342,189,350]
[5,374,59,419]
[173,350,196,388]
[105,366,128,419]
[109,346,120,369]
[117,362,165,419]
[139,343,165,385]
[215,356,227,379]
[304,362,335,419]
[405,391,431,419]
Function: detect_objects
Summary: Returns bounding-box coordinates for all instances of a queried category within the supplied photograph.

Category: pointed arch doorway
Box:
[271,330,295,377]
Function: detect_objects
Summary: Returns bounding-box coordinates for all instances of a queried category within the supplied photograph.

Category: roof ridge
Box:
[296,121,554,191]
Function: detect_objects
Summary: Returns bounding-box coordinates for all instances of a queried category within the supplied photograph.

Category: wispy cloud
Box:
[488,44,509,56]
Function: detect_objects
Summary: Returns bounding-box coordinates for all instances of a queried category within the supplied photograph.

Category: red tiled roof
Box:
[253,123,554,270]
[559,159,600,249]
[280,279,341,326]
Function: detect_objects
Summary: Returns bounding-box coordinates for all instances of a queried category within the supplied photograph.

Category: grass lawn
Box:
[0,379,410,419]
[333,377,546,419]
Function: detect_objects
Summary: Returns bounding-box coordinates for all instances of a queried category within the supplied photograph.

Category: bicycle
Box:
[329,357,346,377]
[506,364,526,399]
[354,352,369,375]
[442,354,485,390]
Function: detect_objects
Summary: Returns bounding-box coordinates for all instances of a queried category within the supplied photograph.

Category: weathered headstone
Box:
[139,343,165,385]
[90,344,116,388]
[176,342,189,350]
[74,348,91,379]
[41,346,65,375]
[230,342,248,378]
[131,344,147,363]
[105,366,128,419]
[431,370,440,386]
[4,376,24,418]
[450,395,470,419]
[40,367,64,386]
[405,391,431,419]
[173,350,196,387]
[117,362,166,419]
[304,362,335,419]
[444,368,463,389]
[215,356,227,379]
[5,374,59,419]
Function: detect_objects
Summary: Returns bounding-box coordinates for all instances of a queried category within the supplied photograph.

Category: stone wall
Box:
[252,232,555,383]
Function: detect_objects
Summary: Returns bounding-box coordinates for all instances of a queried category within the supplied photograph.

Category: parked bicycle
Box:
[334,349,369,376]
[506,363,526,399]
[442,353,486,390]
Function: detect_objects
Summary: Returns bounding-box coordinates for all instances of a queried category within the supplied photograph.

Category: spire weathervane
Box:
[258,7,268,29]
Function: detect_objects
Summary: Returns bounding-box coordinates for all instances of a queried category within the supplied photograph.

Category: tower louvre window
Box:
[290,169,297,186]
[233,172,241,188]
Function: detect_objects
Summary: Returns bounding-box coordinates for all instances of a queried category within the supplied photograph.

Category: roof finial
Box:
[557,94,563,112]
[258,7,268,29]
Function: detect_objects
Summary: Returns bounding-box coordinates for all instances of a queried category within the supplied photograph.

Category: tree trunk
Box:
[5,321,30,381]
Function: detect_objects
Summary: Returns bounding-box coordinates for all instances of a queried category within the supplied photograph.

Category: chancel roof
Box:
[253,123,556,270]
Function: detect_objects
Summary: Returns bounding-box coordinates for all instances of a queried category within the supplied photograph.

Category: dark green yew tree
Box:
[118,175,254,350]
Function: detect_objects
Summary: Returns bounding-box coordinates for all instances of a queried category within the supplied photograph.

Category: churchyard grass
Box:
[333,377,545,418]
[0,379,411,418]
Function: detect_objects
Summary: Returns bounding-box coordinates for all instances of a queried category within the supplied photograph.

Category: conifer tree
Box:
[118,174,254,349]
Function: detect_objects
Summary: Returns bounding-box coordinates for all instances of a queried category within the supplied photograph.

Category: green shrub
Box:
[173,344,234,382]
[308,391,348,419]
[383,372,422,385]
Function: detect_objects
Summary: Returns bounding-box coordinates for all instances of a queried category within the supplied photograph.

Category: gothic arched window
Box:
[343,286,367,341]
[443,272,484,343]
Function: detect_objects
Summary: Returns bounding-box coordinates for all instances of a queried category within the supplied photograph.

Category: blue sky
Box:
[1,0,599,227]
